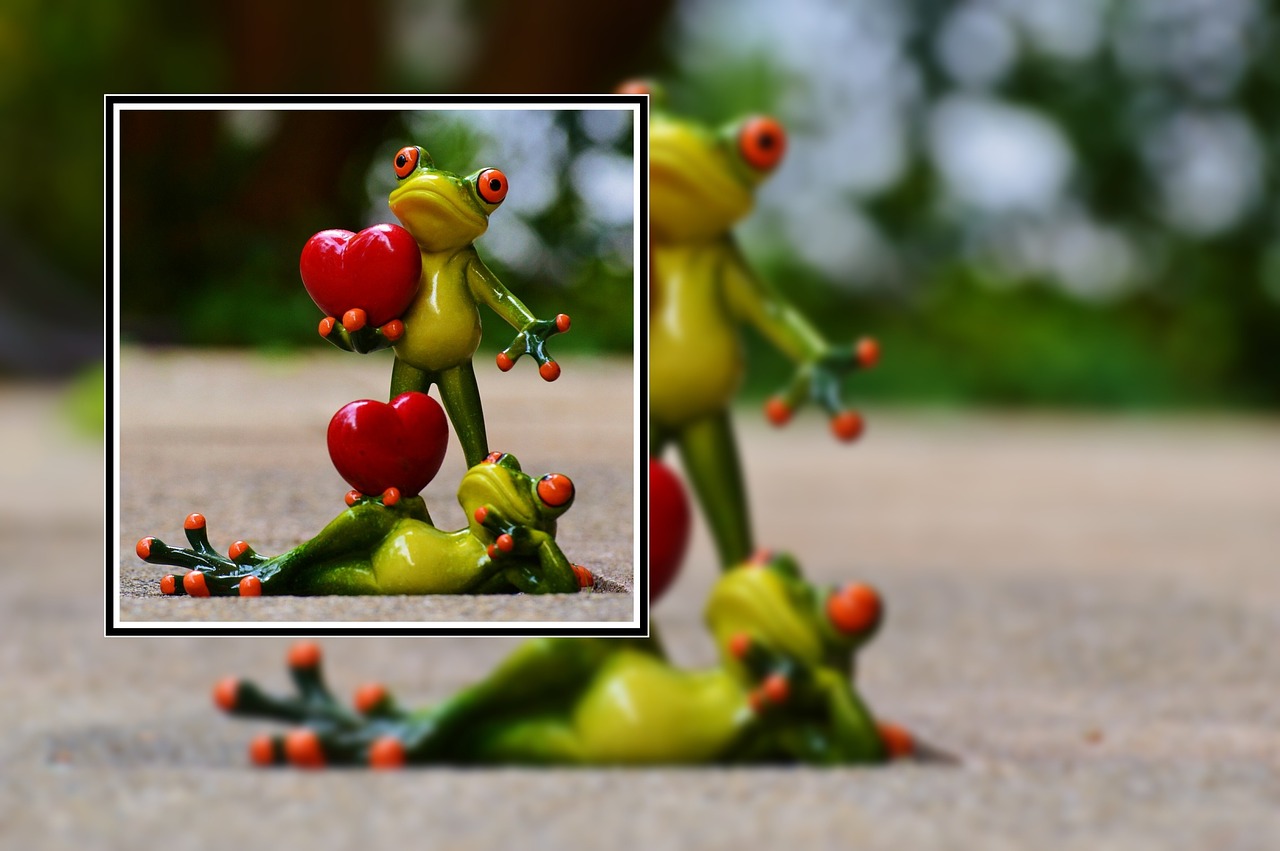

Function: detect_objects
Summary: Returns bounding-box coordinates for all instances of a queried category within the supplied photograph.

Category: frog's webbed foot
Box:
[215,642,429,769]
[318,309,404,355]
[471,502,587,593]
[495,314,571,382]
[136,513,280,597]
[764,336,879,442]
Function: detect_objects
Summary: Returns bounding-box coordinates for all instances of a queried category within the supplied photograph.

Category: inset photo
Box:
[109,97,646,635]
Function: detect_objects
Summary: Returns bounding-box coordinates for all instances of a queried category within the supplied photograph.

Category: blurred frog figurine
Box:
[625,81,880,569]
[137,451,590,596]
[211,553,913,767]
[302,145,571,468]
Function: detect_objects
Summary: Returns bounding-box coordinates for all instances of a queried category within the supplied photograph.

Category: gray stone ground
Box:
[3,350,1279,849]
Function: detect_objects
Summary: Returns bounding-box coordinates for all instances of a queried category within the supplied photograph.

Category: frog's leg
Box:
[402,637,643,761]
[435,361,490,469]
[675,412,752,568]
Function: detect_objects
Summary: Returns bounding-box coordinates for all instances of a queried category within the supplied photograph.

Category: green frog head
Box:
[642,85,787,244]
[704,553,883,676]
[456,451,575,535]
[387,145,510,252]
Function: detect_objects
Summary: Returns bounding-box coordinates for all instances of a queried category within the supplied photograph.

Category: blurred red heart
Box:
[300,224,422,326]
[649,458,691,603]
[327,392,448,497]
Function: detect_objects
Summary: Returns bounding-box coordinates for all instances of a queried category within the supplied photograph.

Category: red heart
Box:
[300,224,422,326]
[649,458,691,603]
[327,392,449,497]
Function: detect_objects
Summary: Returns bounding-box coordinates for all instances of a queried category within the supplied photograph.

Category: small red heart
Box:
[649,458,691,603]
[327,392,449,497]
[300,224,422,327]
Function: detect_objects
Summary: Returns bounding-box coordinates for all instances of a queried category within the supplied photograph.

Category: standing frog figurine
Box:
[632,81,879,569]
[311,145,571,468]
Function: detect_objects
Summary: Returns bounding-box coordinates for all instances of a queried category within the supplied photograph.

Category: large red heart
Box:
[300,224,422,326]
[327,392,449,497]
[649,457,691,603]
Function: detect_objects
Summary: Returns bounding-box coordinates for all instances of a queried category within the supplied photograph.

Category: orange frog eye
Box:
[477,168,508,204]
[738,116,786,172]
[393,146,421,179]
[536,473,574,507]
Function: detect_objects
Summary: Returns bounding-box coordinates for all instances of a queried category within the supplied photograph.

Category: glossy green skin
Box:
[649,109,859,568]
[140,454,580,595]
[327,148,565,468]
[221,556,889,765]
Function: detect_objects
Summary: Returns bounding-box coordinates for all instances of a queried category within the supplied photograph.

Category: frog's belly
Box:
[649,321,743,428]
[571,652,747,763]
[393,267,484,373]
[371,520,483,594]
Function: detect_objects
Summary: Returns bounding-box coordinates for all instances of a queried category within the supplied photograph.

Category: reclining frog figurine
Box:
[136,451,590,596]
[628,80,880,569]
[210,553,913,766]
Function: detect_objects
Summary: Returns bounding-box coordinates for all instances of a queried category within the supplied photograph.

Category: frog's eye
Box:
[536,473,574,507]
[737,117,786,172]
[393,146,421,179]
[476,168,509,205]
[825,582,881,636]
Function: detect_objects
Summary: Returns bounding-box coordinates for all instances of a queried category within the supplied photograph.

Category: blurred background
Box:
[2,0,1277,414]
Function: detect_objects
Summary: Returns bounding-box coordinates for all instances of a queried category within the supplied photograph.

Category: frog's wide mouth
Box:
[388,175,487,233]
[649,122,753,218]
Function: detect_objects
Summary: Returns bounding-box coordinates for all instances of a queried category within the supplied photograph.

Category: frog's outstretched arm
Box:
[722,243,878,440]
[466,256,570,381]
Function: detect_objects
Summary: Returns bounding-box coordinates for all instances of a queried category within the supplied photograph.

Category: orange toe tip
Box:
[539,361,561,382]
[228,540,250,560]
[496,352,514,372]
[238,576,263,597]
[762,672,790,705]
[249,734,277,767]
[287,641,322,669]
[856,337,880,369]
[877,721,914,759]
[284,729,325,768]
[182,571,210,597]
[486,544,499,559]
[136,537,155,559]
[831,411,864,442]
[354,683,388,714]
[345,490,361,507]
[727,632,751,660]
[183,513,206,531]
[159,574,177,595]
[764,398,791,426]
[474,506,489,524]
[381,319,404,341]
[368,736,407,769]
[496,533,514,553]
[319,317,336,337]
[213,676,239,712]
[554,313,571,332]
[571,564,594,588]
[381,487,401,507]
[342,308,367,332]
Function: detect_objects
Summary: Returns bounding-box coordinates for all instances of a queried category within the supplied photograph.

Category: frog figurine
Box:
[210,553,914,766]
[136,451,590,595]
[627,81,880,569]
[307,145,571,468]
